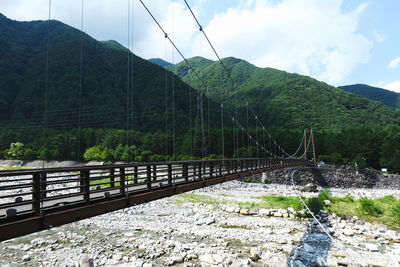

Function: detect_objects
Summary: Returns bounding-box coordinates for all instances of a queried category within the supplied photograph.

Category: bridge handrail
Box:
[0,157,301,176]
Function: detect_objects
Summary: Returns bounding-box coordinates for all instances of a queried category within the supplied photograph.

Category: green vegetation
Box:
[168,57,400,130]
[2,14,400,172]
[175,193,231,205]
[339,84,400,110]
[326,194,400,230]
[359,197,383,216]
[176,191,400,230]
[256,195,303,210]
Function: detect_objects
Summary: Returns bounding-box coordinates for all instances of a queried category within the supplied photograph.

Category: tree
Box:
[83,146,102,161]
[7,142,25,159]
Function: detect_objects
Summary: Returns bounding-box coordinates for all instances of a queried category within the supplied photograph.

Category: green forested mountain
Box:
[148,58,173,67]
[0,13,221,133]
[339,84,400,109]
[1,14,400,171]
[168,57,400,130]
[0,14,224,159]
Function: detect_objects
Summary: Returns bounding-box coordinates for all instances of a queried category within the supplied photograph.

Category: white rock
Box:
[199,254,214,264]
[324,199,331,206]
[365,243,379,252]
[343,229,354,236]
[22,254,31,262]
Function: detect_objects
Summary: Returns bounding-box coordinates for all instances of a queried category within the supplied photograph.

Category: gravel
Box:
[1,166,400,266]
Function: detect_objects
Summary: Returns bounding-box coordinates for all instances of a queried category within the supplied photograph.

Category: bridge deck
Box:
[0,158,312,241]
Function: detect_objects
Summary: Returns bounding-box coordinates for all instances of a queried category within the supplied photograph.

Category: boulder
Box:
[301,183,318,192]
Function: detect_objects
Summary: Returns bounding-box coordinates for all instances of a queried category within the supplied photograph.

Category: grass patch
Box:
[243,177,261,183]
[175,191,400,230]
[175,193,231,205]
[255,195,303,211]
[326,194,400,230]
[90,178,120,189]
[0,166,27,170]
[220,224,250,230]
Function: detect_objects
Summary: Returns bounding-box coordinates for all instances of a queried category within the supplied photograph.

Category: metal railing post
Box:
[183,163,188,182]
[80,170,90,203]
[152,165,157,182]
[120,167,126,194]
[110,168,115,188]
[33,173,41,215]
[146,165,152,189]
[168,164,172,185]
[134,166,138,184]
[198,163,202,180]
[40,172,47,199]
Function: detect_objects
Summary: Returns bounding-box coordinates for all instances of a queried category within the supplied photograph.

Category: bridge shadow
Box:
[310,168,328,187]
[286,212,332,267]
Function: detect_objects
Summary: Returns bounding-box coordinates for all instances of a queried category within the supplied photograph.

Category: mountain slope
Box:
[339,84,400,109]
[168,57,400,130]
[0,14,218,134]
[148,58,173,67]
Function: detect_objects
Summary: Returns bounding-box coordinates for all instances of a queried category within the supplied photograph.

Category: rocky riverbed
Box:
[1,178,400,267]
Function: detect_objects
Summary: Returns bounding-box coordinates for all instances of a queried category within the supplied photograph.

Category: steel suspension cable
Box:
[171,0,175,156]
[42,0,52,169]
[126,0,131,147]
[207,87,210,156]
[77,0,84,161]
[165,36,169,159]
[140,0,275,159]
[184,0,296,157]
[130,0,135,161]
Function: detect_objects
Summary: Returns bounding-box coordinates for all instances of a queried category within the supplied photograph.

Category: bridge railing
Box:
[0,158,307,221]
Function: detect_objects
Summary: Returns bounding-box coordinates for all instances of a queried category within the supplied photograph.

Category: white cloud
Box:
[388,57,400,69]
[373,29,385,43]
[382,81,400,93]
[196,0,372,84]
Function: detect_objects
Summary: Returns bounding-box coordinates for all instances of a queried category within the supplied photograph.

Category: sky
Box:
[1,0,399,92]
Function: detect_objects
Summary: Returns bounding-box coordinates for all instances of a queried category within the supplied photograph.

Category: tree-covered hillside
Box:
[168,57,400,130]
[339,84,400,109]
[0,14,226,134]
[148,58,173,67]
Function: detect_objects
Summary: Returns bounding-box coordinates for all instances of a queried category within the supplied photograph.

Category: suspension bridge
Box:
[0,1,317,241]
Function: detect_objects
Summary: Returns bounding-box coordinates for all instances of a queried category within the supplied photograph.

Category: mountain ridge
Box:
[167,56,400,130]
[338,84,400,109]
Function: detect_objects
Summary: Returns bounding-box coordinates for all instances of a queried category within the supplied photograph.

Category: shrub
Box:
[392,203,400,221]
[319,188,331,202]
[83,146,102,161]
[342,193,354,203]
[359,197,382,216]
[306,197,323,213]
[7,142,25,159]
